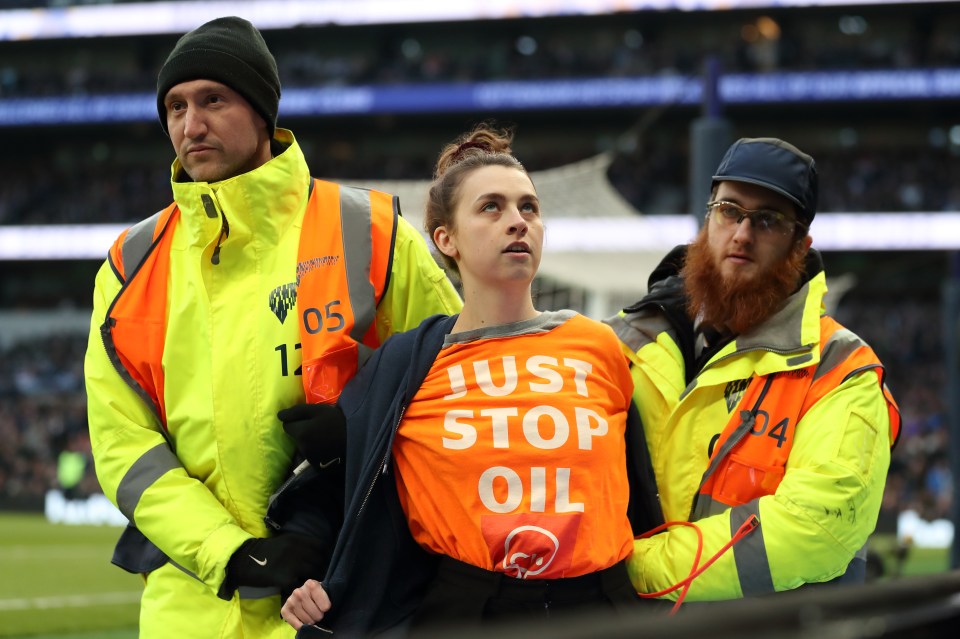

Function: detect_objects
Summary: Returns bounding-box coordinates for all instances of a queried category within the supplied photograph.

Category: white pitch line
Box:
[0,545,111,560]
[0,591,141,610]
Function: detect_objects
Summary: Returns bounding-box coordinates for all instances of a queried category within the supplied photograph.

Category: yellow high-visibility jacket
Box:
[84,129,462,638]
[606,248,898,601]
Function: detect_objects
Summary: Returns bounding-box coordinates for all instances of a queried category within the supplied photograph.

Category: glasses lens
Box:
[710,202,740,223]
[761,211,795,235]
[753,211,778,232]
[709,202,795,235]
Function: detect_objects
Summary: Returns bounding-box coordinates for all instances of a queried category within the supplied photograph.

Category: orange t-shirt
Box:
[393,310,634,579]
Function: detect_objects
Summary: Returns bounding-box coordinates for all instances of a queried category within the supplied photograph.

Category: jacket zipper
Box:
[201,192,230,265]
[210,213,230,265]
[355,404,406,522]
[264,460,314,531]
[321,399,415,615]
[703,343,809,372]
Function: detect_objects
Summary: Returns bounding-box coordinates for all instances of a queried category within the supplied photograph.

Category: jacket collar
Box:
[169,128,310,249]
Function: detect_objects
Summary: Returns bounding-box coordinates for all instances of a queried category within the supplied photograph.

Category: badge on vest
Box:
[724,377,752,413]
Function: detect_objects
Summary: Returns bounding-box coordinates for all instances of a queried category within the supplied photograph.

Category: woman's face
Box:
[433,164,543,292]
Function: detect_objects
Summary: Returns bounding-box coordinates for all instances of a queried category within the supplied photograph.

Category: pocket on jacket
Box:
[714,454,785,507]
[302,342,359,404]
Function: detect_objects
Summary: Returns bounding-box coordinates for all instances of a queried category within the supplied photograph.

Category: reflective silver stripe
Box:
[853,544,868,561]
[605,312,670,354]
[606,315,647,352]
[730,499,774,596]
[678,378,699,402]
[121,211,162,280]
[115,443,181,521]
[171,556,278,598]
[815,327,865,382]
[105,209,173,428]
[338,186,376,343]
[692,494,724,519]
[169,557,200,580]
[357,342,375,368]
[785,352,813,367]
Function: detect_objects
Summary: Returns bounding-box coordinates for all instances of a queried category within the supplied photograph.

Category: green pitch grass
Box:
[0,513,140,638]
[869,532,951,578]
[0,513,951,638]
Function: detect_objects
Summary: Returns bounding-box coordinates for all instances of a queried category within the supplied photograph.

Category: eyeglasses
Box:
[706,200,805,237]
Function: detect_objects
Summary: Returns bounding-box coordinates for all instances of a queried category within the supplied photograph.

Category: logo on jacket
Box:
[268,282,298,324]
[724,377,751,413]
[269,255,340,324]
[296,255,340,285]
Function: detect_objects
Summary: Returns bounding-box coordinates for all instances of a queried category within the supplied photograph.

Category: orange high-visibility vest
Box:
[692,315,901,520]
[101,179,397,425]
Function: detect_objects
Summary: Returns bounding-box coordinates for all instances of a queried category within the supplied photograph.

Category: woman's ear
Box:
[433,225,459,262]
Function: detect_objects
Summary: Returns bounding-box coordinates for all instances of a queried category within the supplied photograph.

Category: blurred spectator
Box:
[0,334,93,509]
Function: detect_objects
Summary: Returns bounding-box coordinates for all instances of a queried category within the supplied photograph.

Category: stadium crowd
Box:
[2,4,959,99]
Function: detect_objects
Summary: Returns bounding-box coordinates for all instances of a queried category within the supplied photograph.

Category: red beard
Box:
[681,230,807,336]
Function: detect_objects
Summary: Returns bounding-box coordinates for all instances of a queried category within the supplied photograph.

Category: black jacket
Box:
[272,313,662,638]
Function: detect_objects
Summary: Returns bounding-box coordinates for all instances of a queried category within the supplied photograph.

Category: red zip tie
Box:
[635,514,759,614]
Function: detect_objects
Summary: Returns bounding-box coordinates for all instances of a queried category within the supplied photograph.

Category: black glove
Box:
[217,533,330,602]
[278,403,347,471]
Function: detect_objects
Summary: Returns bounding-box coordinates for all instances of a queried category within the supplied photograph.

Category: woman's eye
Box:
[481,202,498,212]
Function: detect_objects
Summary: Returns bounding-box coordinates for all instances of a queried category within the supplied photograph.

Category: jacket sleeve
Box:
[628,370,892,600]
[374,216,462,340]
[84,260,251,589]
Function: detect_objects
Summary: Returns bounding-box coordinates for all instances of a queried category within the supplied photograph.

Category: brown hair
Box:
[424,123,527,273]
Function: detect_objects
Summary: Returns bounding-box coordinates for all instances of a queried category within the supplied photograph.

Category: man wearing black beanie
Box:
[84,15,462,639]
[156,16,281,139]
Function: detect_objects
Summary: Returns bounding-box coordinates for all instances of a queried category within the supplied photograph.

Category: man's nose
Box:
[732,215,755,243]
[183,107,207,138]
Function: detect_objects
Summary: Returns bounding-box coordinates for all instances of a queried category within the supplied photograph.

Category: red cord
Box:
[634,514,759,614]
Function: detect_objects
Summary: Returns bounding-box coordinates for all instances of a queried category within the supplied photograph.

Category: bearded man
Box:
[606,137,901,602]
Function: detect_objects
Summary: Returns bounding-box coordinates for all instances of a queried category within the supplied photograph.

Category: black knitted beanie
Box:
[156,16,281,136]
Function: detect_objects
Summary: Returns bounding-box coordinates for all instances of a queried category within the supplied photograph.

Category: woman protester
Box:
[276,124,662,637]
